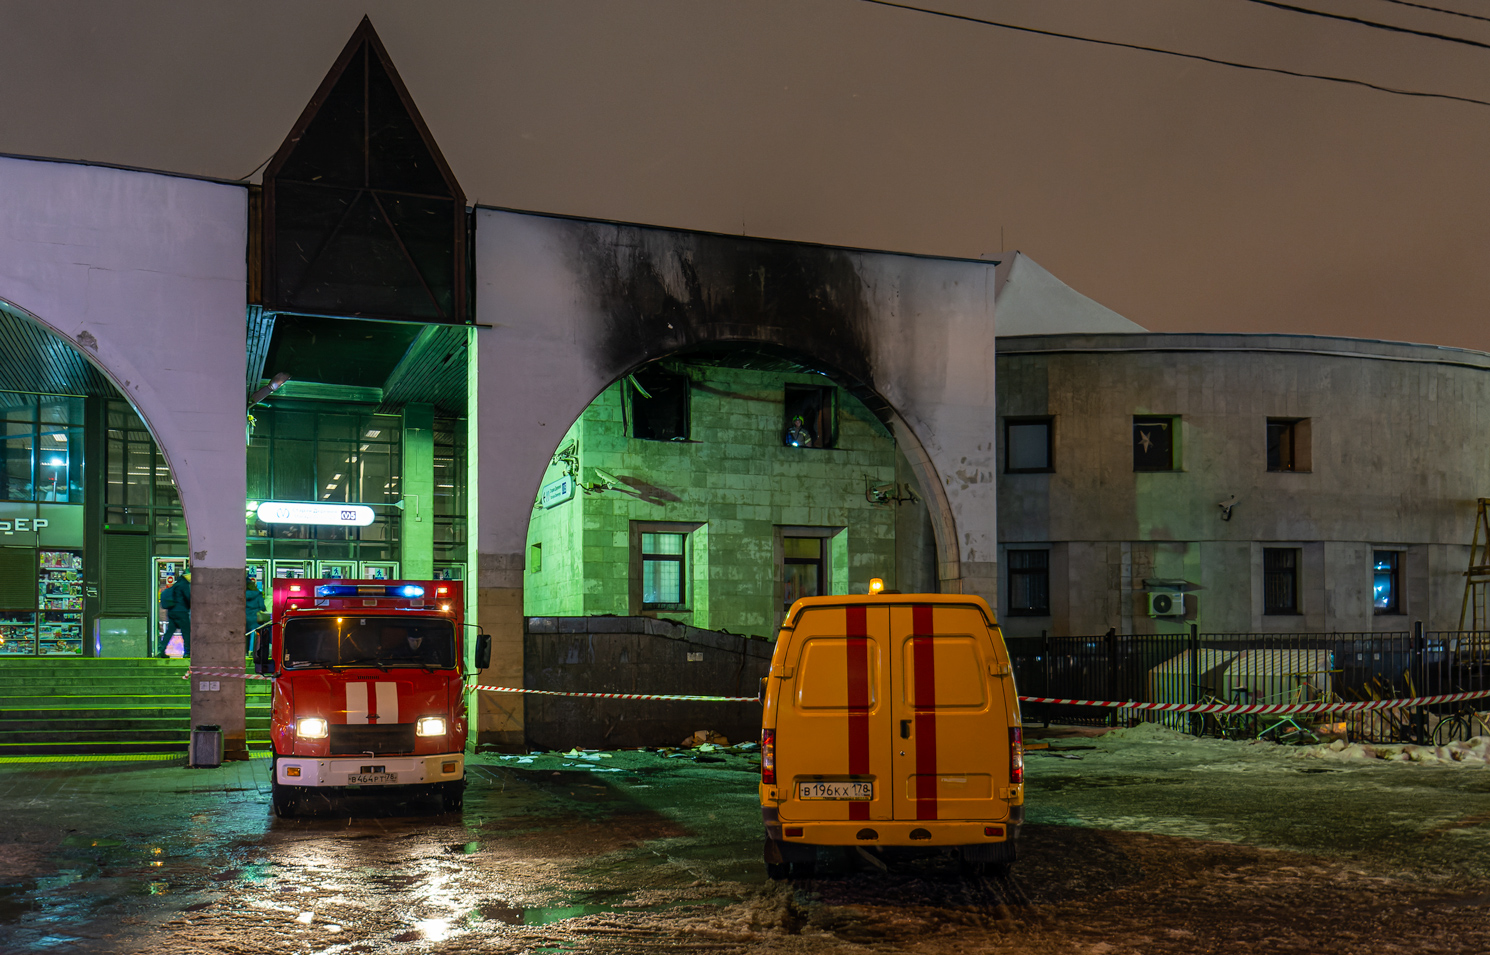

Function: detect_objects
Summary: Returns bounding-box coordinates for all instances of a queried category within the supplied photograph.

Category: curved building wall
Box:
[996,333,1490,636]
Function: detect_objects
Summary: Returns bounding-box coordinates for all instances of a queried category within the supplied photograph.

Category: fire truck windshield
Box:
[282,616,457,670]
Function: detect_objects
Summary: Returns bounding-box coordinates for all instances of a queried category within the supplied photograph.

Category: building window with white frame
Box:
[640,531,687,610]
[782,536,826,609]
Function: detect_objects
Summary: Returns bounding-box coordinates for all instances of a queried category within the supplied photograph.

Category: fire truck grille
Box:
[329,723,416,756]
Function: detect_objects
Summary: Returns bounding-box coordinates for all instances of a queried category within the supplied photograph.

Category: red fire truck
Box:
[253,579,491,817]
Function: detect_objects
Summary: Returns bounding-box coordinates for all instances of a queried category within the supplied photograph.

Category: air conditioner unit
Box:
[1147,590,1185,617]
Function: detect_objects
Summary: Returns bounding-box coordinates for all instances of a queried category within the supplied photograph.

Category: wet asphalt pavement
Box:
[2,726,1488,954]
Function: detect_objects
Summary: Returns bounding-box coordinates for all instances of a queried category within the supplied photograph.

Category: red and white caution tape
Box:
[471,684,1490,712]
[181,667,272,681]
[175,673,1490,713]
[470,684,759,703]
[1019,686,1490,715]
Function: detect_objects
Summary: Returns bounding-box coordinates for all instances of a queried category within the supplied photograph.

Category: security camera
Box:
[1217,495,1238,521]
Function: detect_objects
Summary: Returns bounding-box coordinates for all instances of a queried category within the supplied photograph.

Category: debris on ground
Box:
[1295,736,1490,765]
[561,749,614,760]
[681,730,730,747]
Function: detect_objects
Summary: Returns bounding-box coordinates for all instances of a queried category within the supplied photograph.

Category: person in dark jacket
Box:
[159,569,191,658]
[245,574,267,656]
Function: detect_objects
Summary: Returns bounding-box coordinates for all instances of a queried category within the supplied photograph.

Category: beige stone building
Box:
[996,331,1490,637]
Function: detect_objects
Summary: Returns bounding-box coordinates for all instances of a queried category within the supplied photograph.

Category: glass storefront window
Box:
[104,399,184,552]
[3,425,35,501]
[247,406,417,565]
[433,418,466,561]
[1,393,84,503]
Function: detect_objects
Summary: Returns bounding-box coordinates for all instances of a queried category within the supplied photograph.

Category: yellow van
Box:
[759,590,1023,878]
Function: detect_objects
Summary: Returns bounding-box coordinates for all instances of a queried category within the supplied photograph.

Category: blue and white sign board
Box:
[256,501,375,527]
[540,475,575,509]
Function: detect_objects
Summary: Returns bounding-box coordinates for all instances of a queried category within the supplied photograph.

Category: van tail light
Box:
[1009,727,1024,785]
[761,729,776,785]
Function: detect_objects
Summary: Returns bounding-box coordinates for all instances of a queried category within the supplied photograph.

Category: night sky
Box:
[3,0,1487,349]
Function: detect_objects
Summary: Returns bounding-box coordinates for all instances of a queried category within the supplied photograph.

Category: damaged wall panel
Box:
[522,616,771,751]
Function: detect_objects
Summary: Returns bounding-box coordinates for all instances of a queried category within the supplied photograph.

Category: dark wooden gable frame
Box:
[262,17,468,324]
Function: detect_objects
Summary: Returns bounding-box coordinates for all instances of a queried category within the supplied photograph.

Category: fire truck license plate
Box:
[348,773,398,785]
[798,781,872,800]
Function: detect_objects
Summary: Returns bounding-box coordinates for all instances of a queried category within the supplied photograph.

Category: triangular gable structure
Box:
[984,251,1146,336]
[262,17,467,324]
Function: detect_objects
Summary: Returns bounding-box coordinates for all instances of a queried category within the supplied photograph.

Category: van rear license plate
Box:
[348,773,398,785]
[799,781,872,800]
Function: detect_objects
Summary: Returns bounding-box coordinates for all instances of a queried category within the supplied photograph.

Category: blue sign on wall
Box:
[540,475,575,509]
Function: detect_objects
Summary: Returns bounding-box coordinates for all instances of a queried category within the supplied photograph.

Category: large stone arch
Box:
[0,155,249,748]
[472,208,998,746]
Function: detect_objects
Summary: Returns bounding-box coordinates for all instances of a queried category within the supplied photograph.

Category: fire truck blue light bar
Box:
[314,584,426,599]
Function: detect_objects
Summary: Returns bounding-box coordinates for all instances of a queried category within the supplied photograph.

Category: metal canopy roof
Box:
[251,309,468,416]
[0,302,116,398]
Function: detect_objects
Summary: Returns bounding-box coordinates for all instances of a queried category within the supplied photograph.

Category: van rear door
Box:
[775,604,892,823]
[889,603,1010,823]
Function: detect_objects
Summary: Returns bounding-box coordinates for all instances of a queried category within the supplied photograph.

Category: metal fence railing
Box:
[1006,625,1490,742]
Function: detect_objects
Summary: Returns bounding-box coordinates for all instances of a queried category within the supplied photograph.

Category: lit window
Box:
[1005,418,1052,473]
[783,386,836,449]
[1264,548,1300,615]
[3,393,84,504]
[782,537,826,609]
[641,532,686,610]
[1373,551,1400,615]
[1133,416,1177,471]
[1007,550,1050,616]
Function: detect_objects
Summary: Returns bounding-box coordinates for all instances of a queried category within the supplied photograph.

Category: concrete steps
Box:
[0,658,271,756]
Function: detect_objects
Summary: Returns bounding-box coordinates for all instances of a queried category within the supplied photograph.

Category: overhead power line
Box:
[856,0,1490,109]
[1244,0,1490,50]
[1374,0,1490,26]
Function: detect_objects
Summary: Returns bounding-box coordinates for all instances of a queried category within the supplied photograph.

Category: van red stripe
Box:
[845,605,871,821]
[912,604,937,820]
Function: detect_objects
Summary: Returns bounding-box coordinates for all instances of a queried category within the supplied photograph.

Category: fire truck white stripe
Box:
[376,682,398,723]
[347,682,369,724]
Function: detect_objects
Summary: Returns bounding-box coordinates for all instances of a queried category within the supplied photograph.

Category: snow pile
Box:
[1101,722,1196,743]
[1295,736,1490,765]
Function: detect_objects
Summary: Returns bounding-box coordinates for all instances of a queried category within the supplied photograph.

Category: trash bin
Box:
[190,724,223,768]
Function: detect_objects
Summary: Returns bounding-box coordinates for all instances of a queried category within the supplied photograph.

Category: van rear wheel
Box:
[765,861,788,881]
[960,841,1015,877]
[959,858,1011,878]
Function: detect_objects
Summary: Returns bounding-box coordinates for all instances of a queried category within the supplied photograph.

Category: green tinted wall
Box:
[524,365,898,637]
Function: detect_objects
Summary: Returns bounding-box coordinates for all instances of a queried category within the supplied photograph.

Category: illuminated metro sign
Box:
[540,475,575,509]
[255,501,375,527]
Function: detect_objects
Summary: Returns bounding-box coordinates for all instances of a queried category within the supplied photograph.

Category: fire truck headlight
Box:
[296,717,329,739]
[416,717,446,737]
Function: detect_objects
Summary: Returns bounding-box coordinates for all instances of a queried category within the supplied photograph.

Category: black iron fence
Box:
[1007,625,1490,742]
